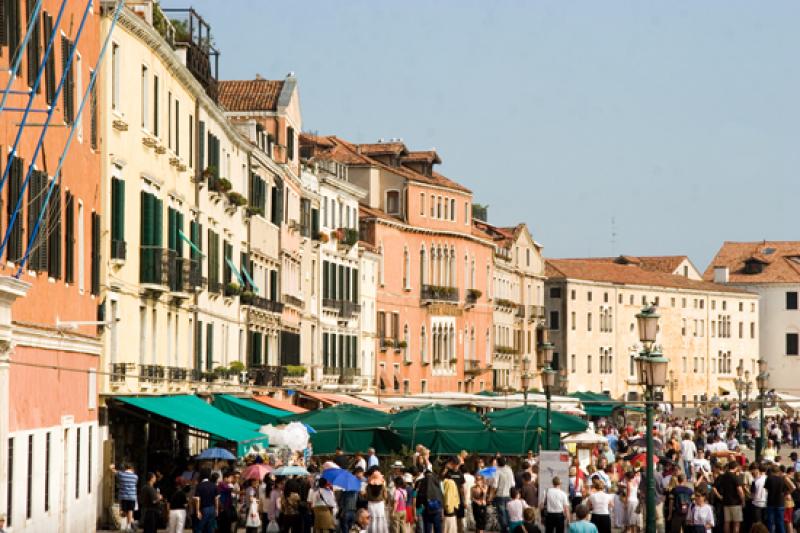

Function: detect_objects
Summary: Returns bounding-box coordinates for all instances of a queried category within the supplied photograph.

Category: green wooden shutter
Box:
[153,198,163,247]
[167,207,176,251]
[42,12,55,104]
[311,208,319,238]
[195,320,203,373]
[25,0,39,89]
[90,212,100,295]
[64,191,74,282]
[60,35,73,124]
[352,269,359,303]
[47,182,61,279]
[175,212,183,258]
[198,121,205,170]
[205,323,213,371]
[7,156,24,262]
[269,270,277,302]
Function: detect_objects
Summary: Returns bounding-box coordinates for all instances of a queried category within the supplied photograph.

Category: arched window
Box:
[420,246,427,286]
[402,247,410,289]
[378,242,385,286]
[485,329,491,362]
[403,324,410,361]
[421,326,427,363]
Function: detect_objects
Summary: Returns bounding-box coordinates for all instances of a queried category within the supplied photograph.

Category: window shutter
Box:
[198,121,205,170]
[90,76,97,149]
[42,12,55,103]
[352,268,358,303]
[167,207,176,251]
[47,182,60,278]
[90,212,100,295]
[8,0,21,62]
[60,35,73,124]
[175,212,183,257]
[0,0,8,47]
[269,270,277,302]
[153,197,163,247]
[194,320,203,372]
[25,0,40,89]
[110,177,125,243]
[205,323,213,371]
[7,156,24,262]
[64,191,73,282]
[311,208,319,238]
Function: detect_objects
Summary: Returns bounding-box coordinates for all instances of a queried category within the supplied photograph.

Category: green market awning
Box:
[569,391,620,417]
[115,395,268,456]
[487,405,588,453]
[212,394,292,426]
[390,404,491,455]
[288,404,400,454]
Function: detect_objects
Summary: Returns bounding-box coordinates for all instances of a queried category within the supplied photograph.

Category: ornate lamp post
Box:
[733,362,750,442]
[755,359,769,460]
[635,305,668,533]
[539,342,555,450]
[522,355,531,406]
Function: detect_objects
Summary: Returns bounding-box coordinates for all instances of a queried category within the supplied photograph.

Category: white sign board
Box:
[538,450,571,506]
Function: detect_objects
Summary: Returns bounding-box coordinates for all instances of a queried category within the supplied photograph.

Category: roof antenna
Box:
[611,217,617,256]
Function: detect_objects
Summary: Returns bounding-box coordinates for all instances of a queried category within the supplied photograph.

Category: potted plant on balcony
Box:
[226,191,247,208]
[394,340,407,352]
[467,288,482,300]
[284,365,306,377]
[211,177,232,194]
[213,366,230,380]
[200,165,216,181]
[318,232,329,243]
[245,205,264,218]
[450,357,459,364]
[224,282,241,297]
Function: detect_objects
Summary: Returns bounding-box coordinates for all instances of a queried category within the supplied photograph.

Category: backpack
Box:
[676,491,691,515]
[426,498,442,513]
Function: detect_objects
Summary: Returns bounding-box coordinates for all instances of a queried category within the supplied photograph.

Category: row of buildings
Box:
[1,1,799,531]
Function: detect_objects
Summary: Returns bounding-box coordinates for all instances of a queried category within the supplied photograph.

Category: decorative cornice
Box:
[362,215,495,249]
[12,323,102,356]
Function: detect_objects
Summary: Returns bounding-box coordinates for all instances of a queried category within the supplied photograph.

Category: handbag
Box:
[267,520,280,533]
[246,500,262,528]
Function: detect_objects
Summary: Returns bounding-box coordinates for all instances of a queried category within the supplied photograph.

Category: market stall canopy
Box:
[253,395,307,414]
[568,391,623,417]
[561,431,608,445]
[213,395,293,425]
[390,404,491,454]
[288,404,399,454]
[114,395,269,456]
[486,405,588,454]
[354,392,583,413]
[748,406,787,420]
[298,390,391,412]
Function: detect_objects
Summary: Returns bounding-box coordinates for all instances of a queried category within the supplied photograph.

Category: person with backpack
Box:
[665,472,693,533]
[417,470,444,533]
[540,476,571,533]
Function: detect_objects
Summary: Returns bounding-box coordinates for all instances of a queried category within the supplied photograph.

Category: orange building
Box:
[0,2,102,531]
[301,136,496,393]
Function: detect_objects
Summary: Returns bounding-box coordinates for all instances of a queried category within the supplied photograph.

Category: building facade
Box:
[705,241,800,394]
[545,256,760,405]
[0,1,103,531]
[473,222,547,390]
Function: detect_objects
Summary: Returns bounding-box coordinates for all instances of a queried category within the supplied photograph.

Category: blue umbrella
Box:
[322,468,362,491]
[274,465,309,476]
[478,466,497,478]
[196,447,236,460]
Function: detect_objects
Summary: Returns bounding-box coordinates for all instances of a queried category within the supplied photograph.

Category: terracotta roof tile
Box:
[703,241,800,284]
[218,79,285,112]
[401,150,441,164]
[566,255,689,274]
[547,258,753,294]
[358,142,407,156]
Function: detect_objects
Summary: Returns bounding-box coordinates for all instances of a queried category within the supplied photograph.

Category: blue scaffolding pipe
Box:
[3,108,49,113]
[0,0,43,112]
[0,0,68,198]
[16,0,126,277]
[0,0,93,260]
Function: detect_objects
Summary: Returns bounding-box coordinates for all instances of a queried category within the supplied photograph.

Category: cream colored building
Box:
[705,241,800,394]
[545,256,760,406]
[473,221,547,390]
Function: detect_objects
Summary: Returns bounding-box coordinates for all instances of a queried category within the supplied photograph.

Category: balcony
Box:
[323,298,361,319]
[187,259,203,291]
[241,292,284,313]
[208,279,222,295]
[379,337,395,351]
[248,365,284,387]
[283,294,304,308]
[464,359,486,375]
[421,284,459,305]
[140,246,169,288]
[494,298,516,311]
[334,227,359,248]
[168,367,188,381]
[139,364,165,383]
[465,289,482,307]
[109,363,129,383]
[340,367,361,385]
[528,305,545,321]
[111,239,127,261]
[515,304,526,319]
[494,345,519,359]
[161,8,219,102]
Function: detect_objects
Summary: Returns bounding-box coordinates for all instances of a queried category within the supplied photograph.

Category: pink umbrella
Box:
[242,463,273,481]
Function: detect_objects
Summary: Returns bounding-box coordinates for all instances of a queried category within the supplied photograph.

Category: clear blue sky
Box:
[163,1,800,270]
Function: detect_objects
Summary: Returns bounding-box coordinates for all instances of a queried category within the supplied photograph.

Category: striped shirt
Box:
[116,470,138,501]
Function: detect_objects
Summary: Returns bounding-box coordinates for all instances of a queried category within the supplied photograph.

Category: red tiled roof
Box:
[300,134,471,193]
[546,258,753,294]
[703,241,800,284]
[564,255,689,274]
[217,79,285,112]
[358,142,407,156]
[252,395,307,414]
[401,150,441,164]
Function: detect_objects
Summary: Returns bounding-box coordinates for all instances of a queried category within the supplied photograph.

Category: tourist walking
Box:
[495,457,516,533]
[167,482,190,533]
[139,472,162,533]
[471,474,488,533]
[366,471,390,533]
[586,478,614,533]
[665,472,692,533]
[569,504,599,533]
[541,476,570,533]
[110,463,138,532]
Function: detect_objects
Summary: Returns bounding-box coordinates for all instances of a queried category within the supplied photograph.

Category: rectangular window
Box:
[450,198,455,221]
[377,311,386,339]
[27,170,48,272]
[587,312,592,331]
[287,126,295,160]
[7,437,13,527]
[587,355,592,374]
[549,287,561,298]
[26,0,41,90]
[153,75,159,137]
[787,292,798,310]
[65,191,74,282]
[6,155,24,262]
[87,426,92,494]
[141,65,148,128]
[75,427,81,498]
[44,432,50,511]
[61,35,74,123]
[751,322,755,339]
[571,312,576,330]
[110,177,125,258]
[188,114,193,166]
[549,310,560,330]
[25,434,32,518]
[47,182,61,278]
[167,91,172,149]
[787,333,799,356]
[89,70,98,149]
[78,201,84,291]
[91,212,100,295]
[174,99,180,156]
[111,43,119,110]
[206,323,214,370]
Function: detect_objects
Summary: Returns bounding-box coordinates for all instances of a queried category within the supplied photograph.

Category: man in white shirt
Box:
[691,450,712,478]
[541,476,571,533]
[681,433,697,477]
[366,448,379,469]
[751,464,767,525]
[493,457,516,533]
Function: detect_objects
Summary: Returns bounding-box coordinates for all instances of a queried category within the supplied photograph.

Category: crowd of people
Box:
[109,411,800,533]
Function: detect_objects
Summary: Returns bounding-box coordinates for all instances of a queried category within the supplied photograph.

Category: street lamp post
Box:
[539,342,555,451]
[522,355,531,406]
[635,305,669,533]
[733,362,749,443]
[755,359,769,461]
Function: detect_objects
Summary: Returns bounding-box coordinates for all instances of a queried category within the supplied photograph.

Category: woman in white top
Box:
[586,478,614,533]
[688,492,714,533]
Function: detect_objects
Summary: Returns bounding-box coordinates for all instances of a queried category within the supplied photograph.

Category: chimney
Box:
[714,266,729,284]
[255,73,264,80]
